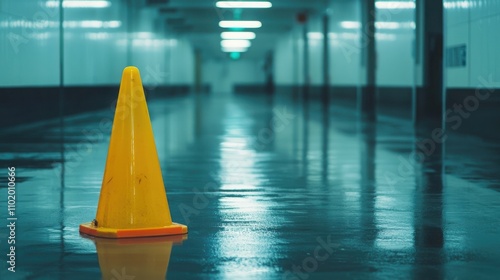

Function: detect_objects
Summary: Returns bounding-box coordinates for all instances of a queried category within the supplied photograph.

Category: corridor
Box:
[1,92,499,279]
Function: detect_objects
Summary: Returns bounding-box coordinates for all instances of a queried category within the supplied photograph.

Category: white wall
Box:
[169,38,195,85]
[274,0,418,88]
[274,26,304,86]
[375,0,416,86]
[445,0,500,88]
[273,0,500,90]
[329,0,363,86]
[203,59,265,94]
[0,0,60,86]
[308,16,323,86]
[63,0,127,86]
[274,31,294,85]
[0,0,194,87]
[273,0,365,87]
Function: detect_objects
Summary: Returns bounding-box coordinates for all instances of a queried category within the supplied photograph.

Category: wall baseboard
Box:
[3,84,498,141]
[446,88,500,140]
[0,85,192,128]
[272,85,414,118]
[272,84,500,140]
[234,84,268,94]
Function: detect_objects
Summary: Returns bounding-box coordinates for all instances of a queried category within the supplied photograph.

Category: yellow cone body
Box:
[80,66,187,238]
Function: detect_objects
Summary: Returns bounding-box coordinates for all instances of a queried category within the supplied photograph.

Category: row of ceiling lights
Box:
[215,1,419,57]
[44,1,420,9]
[216,1,272,56]
[46,1,468,10]
[42,0,423,57]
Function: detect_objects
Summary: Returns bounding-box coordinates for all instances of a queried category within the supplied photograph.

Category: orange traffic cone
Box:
[80,66,187,238]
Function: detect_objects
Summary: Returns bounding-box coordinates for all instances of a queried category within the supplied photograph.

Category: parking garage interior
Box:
[1,0,500,279]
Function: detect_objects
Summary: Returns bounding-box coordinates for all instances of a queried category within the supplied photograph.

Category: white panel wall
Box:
[446,22,470,87]
[375,0,416,86]
[274,0,365,87]
[64,0,128,85]
[129,9,194,87]
[0,0,194,87]
[445,0,471,88]
[274,31,294,85]
[308,16,323,86]
[274,0,417,88]
[445,0,500,88]
[468,0,500,88]
[0,0,60,86]
[274,26,304,86]
[203,60,229,94]
[203,59,265,94]
[329,0,363,86]
[169,38,195,85]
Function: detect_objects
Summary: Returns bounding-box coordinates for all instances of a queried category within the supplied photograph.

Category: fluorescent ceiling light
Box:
[85,32,109,40]
[80,20,121,28]
[0,20,120,29]
[376,33,397,40]
[216,1,272,8]
[444,1,470,9]
[63,20,121,28]
[376,21,415,29]
[135,32,154,39]
[222,47,248,53]
[375,1,415,9]
[376,22,400,29]
[221,32,256,40]
[307,32,394,41]
[340,21,361,29]
[221,39,251,48]
[31,32,50,40]
[307,32,324,40]
[219,20,262,28]
[46,1,111,8]
[340,21,415,30]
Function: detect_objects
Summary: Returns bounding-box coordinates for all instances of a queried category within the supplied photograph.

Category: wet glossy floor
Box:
[1,93,500,279]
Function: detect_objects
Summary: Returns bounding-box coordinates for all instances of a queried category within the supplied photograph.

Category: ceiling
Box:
[146,0,331,60]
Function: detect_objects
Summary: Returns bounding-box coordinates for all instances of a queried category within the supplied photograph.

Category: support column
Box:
[360,0,377,121]
[416,0,444,124]
[303,21,310,99]
[194,49,202,93]
[322,12,330,104]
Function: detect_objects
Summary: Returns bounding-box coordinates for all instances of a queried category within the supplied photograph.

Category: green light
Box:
[230,52,241,60]
[234,9,243,20]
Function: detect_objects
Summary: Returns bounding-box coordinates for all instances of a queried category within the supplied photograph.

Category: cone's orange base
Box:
[79,222,187,239]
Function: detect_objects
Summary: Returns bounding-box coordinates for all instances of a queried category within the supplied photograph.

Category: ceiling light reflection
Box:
[340,21,415,30]
[65,20,121,28]
[375,1,415,9]
[0,20,121,29]
[46,0,111,8]
[307,32,396,41]
[85,32,109,40]
[444,1,470,9]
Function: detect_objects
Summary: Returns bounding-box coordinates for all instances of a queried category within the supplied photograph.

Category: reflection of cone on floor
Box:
[80,66,187,238]
[83,235,186,279]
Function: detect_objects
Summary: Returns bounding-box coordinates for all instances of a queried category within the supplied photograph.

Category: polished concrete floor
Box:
[1,92,500,279]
